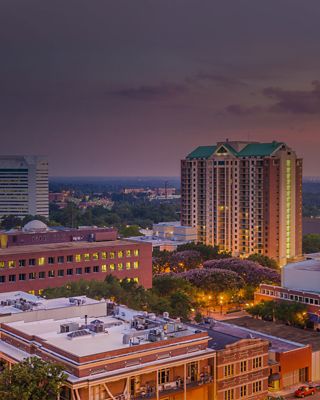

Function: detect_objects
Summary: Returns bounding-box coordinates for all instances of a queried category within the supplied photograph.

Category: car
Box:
[294,386,316,398]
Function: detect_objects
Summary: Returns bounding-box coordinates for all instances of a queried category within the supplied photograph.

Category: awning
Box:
[269,373,281,382]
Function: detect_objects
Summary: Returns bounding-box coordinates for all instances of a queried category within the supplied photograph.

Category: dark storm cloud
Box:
[105,83,187,101]
[264,81,320,114]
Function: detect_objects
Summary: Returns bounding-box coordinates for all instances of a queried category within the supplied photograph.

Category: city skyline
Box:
[1,1,320,177]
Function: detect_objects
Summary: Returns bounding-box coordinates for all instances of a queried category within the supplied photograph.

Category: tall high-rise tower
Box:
[181,141,302,266]
[0,156,49,220]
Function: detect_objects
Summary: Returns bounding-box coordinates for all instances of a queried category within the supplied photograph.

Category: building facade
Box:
[0,155,49,219]
[181,141,302,266]
[0,240,152,294]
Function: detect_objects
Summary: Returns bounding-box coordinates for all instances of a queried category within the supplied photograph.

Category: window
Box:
[0,276,5,283]
[126,262,131,270]
[126,250,131,257]
[101,252,107,259]
[29,272,36,280]
[9,275,16,282]
[39,272,45,279]
[240,360,247,373]
[158,368,170,384]
[38,257,45,266]
[118,251,123,258]
[93,266,99,273]
[48,270,55,278]
[57,256,64,264]
[67,255,73,263]
[48,257,55,264]
[101,265,107,272]
[253,357,262,369]
[224,389,234,400]
[133,277,139,283]
[109,252,115,259]
[84,253,90,261]
[224,364,234,377]
[92,252,99,260]
[58,269,64,277]
[8,260,15,268]
[19,273,26,281]
[253,381,262,393]
[133,261,139,269]
[76,267,82,275]
[0,261,4,268]
[84,267,91,274]
[67,269,73,276]
[75,254,81,262]
[134,249,139,257]
[19,259,26,267]
[240,385,247,398]
[110,263,115,270]
[118,263,123,271]
[29,258,36,266]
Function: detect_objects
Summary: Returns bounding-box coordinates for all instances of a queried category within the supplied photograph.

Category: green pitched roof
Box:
[238,142,284,157]
[187,146,217,159]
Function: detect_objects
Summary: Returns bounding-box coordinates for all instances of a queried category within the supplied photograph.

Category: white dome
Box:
[22,220,48,232]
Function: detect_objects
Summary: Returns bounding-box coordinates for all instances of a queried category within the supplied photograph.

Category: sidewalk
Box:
[268,381,320,398]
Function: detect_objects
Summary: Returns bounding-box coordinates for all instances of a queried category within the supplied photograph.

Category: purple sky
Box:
[1,0,320,177]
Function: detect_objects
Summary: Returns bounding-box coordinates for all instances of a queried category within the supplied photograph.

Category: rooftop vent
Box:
[67,329,91,339]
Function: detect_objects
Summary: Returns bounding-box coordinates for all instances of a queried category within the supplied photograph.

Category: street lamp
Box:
[220,296,224,315]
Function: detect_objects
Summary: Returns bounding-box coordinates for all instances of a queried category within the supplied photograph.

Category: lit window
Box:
[133,261,139,269]
[133,277,139,283]
[109,252,115,259]
[84,253,90,261]
[118,251,123,258]
[38,258,45,266]
[110,264,115,270]
[126,250,131,257]
[101,252,107,259]
[134,249,139,257]
[0,261,5,268]
[38,289,43,295]
[118,263,123,271]
[126,262,131,270]
[75,254,81,262]
[28,290,35,295]
[8,260,15,268]
[92,252,99,260]
[101,265,107,272]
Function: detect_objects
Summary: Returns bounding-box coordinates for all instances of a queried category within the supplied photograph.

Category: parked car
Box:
[294,386,316,398]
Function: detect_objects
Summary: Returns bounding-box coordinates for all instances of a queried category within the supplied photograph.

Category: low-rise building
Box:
[0,239,152,294]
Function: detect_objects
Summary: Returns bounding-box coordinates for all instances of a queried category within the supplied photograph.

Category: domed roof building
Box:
[22,220,48,233]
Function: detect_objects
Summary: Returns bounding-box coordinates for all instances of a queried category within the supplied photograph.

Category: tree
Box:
[176,242,231,261]
[0,215,22,230]
[118,225,143,237]
[303,234,320,254]
[247,253,278,269]
[0,357,66,400]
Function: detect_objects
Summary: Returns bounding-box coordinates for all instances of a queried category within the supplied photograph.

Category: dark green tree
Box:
[0,357,66,400]
[303,234,320,254]
[247,253,278,269]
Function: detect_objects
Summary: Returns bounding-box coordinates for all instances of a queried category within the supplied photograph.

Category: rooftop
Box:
[186,141,286,159]
[285,258,320,272]
[224,316,320,351]
[3,306,205,357]
[0,239,143,256]
[203,320,305,353]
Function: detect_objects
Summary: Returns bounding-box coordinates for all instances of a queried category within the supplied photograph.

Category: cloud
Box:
[105,83,187,101]
[263,81,320,114]
[186,72,247,87]
[225,104,263,116]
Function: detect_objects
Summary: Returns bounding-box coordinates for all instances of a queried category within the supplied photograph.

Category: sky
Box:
[1,0,320,177]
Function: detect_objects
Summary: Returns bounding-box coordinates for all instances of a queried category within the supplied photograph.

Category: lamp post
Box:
[219,296,224,315]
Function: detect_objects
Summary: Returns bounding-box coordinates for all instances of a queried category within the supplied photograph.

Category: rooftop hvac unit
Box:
[60,322,79,333]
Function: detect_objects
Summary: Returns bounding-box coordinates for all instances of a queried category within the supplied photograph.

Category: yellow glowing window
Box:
[133,277,139,283]
[110,263,115,270]
[101,264,107,272]
[38,289,43,295]
[109,252,115,259]
[92,252,99,260]
[101,252,107,259]
[134,249,139,257]
[38,258,45,266]
[28,290,35,295]
[118,263,123,271]
[118,251,123,258]
[126,250,131,257]
[84,253,90,261]
[75,254,81,262]
[126,262,131,270]
[0,261,4,268]
[134,261,139,269]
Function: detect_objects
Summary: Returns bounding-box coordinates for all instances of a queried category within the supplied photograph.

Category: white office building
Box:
[0,156,49,219]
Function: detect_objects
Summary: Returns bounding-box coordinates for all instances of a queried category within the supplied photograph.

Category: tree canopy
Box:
[303,233,320,254]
